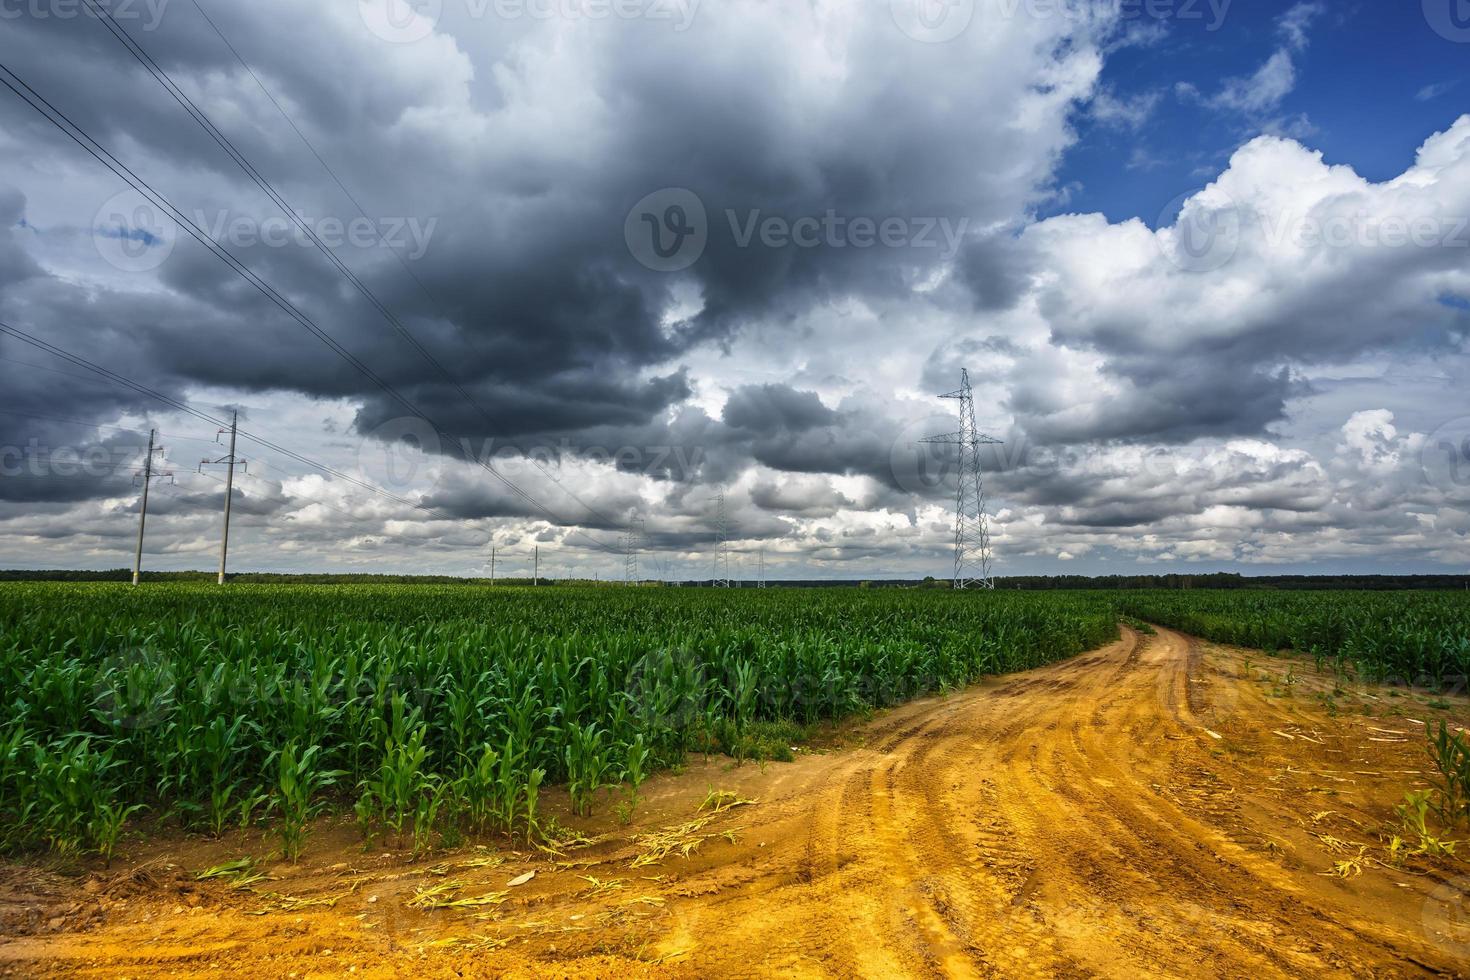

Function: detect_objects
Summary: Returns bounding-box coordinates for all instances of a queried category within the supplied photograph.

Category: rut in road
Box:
[5,625,1465,979]
[643,625,1461,978]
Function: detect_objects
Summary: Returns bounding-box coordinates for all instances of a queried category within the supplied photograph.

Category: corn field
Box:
[0,583,1117,860]
[1114,590,1470,689]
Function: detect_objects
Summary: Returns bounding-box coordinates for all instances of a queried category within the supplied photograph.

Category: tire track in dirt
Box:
[6,625,1467,979]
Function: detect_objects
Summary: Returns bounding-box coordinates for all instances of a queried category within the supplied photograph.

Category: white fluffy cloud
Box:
[0,2,1466,577]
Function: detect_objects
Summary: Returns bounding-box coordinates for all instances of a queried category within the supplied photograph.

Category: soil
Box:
[3,625,1469,978]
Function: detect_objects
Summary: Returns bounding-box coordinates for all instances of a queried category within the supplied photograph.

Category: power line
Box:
[0,60,622,556]
[84,1,638,549]
[0,319,482,535]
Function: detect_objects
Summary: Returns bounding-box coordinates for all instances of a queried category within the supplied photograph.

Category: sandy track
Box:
[3,626,1468,978]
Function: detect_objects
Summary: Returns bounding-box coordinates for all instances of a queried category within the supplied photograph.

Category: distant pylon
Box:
[757,545,767,588]
[713,490,731,587]
[131,429,173,586]
[623,518,645,584]
[199,411,247,585]
[922,369,1003,590]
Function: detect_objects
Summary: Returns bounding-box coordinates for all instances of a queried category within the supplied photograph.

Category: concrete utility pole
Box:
[200,412,245,585]
[131,429,169,586]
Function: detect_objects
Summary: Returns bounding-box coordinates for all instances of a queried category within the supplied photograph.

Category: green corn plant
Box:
[360,719,432,847]
[1397,789,1458,857]
[617,734,651,824]
[454,743,501,835]
[88,801,143,867]
[521,767,544,844]
[271,742,341,862]
[28,737,119,858]
[563,722,610,817]
[1427,721,1470,825]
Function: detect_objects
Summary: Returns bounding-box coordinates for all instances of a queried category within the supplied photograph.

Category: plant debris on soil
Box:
[3,626,1469,978]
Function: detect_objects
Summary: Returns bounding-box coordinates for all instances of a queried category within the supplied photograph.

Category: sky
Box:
[0,0,1467,580]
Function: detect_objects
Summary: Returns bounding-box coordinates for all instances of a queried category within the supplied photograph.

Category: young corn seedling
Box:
[272,742,341,862]
[617,735,651,825]
[1427,720,1470,825]
[564,722,611,818]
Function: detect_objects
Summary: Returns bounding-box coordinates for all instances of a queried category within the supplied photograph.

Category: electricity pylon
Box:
[199,411,246,585]
[131,429,172,586]
[922,369,1003,590]
[713,490,731,587]
[757,545,767,588]
[623,518,645,584]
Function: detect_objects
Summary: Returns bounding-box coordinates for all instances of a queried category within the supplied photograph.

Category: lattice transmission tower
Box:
[713,490,732,588]
[922,369,1003,590]
[622,518,645,584]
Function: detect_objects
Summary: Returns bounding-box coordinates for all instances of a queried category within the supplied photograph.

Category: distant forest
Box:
[0,570,1467,590]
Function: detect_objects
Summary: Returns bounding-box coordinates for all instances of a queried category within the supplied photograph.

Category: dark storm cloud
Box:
[955,232,1032,313]
[0,189,44,290]
[1,0,1104,503]
[722,384,837,435]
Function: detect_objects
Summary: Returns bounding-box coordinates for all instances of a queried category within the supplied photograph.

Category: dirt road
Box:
[3,626,1468,978]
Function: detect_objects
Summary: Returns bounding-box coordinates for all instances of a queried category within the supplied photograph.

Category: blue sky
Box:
[1055,2,1470,225]
[1,0,1467,577]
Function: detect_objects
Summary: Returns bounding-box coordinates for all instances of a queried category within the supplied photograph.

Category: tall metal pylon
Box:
[623,518,645,584]
[757,545,767,588]
[713,490,731,588]
[922,369,1003,590]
